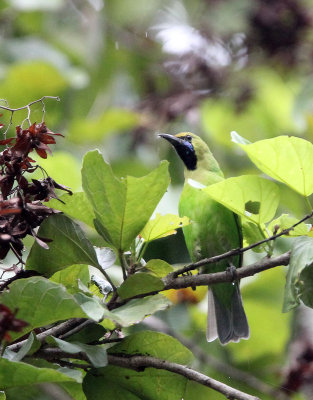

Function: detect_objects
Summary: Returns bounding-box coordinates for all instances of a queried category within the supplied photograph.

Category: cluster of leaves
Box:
[2,106,313,398]
[0,119,71,261]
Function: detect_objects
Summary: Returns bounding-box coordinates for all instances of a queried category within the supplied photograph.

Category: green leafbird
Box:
[160,132,249,344]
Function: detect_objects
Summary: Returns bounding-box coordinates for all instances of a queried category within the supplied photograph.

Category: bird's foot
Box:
[226,264,237,282]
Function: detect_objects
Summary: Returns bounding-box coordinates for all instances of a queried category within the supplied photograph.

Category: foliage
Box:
[2,1,313,399]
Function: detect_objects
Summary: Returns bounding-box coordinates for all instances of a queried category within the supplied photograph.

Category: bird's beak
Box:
[158,133,182,148]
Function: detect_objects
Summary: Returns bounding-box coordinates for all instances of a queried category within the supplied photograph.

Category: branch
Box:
[170,210,313,278]
[143,316,288,399]
[34,348,259,400]
[163,251,290,290]
[8,318,87,352]
[109,252,290,308]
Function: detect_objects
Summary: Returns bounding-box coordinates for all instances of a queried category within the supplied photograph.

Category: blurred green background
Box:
[2,0,313,398]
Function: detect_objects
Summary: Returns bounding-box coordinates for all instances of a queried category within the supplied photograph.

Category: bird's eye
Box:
[186,135,192,142]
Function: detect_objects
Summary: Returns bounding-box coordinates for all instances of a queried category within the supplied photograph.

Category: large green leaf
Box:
[47,192,95,228]
[0,358,79,389]
[204,175,280,224]
[0,277,104,340]
[117,273,164,299]
[283,236,313,312]
[83,331,193,400]
[140,213,190,242]
[237,136,313,196]
[82,150,170,251]
[26,214,99,276]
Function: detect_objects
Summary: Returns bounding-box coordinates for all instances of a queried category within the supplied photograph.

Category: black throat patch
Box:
[174,140,197,170]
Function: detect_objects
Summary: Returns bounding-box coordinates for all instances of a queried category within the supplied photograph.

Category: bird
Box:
[159,132,249,344]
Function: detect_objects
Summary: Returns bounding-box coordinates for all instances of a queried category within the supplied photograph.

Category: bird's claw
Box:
[226,264,237,282]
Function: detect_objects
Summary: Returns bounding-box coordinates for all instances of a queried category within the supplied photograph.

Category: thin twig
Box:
[118,249,128,280]
[59,319,94,340]
[33,348,260,400]
[0,96,60,137]
[8,318,86,352]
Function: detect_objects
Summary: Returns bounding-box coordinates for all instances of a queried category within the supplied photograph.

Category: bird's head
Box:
[159,132,214,170]
[159,132,203,170]
[159,132,223,184]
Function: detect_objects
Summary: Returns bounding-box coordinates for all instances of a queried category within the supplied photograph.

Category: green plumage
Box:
[160,132,249,344]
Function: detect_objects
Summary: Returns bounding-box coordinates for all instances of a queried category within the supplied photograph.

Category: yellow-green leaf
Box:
[140,213,190,242]
[237,136,313,196]
[204,175,280,224]
[145,259,174,277]
[117,273,164,299]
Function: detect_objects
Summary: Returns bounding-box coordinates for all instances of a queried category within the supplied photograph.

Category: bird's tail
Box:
[206,283,250,345]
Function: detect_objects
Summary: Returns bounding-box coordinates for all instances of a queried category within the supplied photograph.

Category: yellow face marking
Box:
[175,132,195,139]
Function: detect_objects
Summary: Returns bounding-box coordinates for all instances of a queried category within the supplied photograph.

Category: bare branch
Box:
[109,252,290,308]
[143,315,288,399]
[108,354,260,400]
[33,348,260,400]
[163,251,290,290]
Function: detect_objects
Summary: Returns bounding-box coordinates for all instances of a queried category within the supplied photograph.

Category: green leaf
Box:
[11,332,41,362]
[268,214,310,237]
[237,136,313,196]
[204,175,280,224]
[140,213,190,242]
[102,294,171,328]
[117,273,164,299]
[60,382,87,400]
[0,277,104,340]
[68,109,139,143]
[50,264,90,294]
[26,214,100,276]
[145,259,174,277]
[283,236,313,312]
[47,337,107,368]
[47,192,95,228]
[109,331,193,363]
[0,358,78,389]
[82,150,170,251]
[83,331,193,400]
